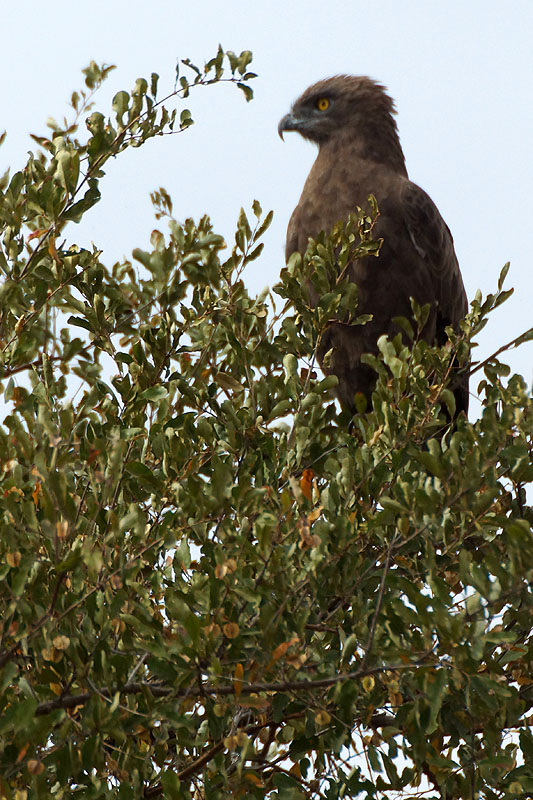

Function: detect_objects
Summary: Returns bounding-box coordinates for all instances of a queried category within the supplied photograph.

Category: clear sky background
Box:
[2,0,532,415]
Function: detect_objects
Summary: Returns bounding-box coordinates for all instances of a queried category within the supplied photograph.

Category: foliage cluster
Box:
[0,48,532,800]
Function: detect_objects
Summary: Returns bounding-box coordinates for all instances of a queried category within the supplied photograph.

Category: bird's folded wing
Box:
[401,180,467,324]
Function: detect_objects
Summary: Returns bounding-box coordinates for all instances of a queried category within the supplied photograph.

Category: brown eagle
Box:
[279,75,468,416]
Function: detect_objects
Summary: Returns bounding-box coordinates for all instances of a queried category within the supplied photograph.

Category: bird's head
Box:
[278,74,399,147]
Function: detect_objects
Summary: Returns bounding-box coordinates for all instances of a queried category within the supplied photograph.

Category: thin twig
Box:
[468,327,533,377]
[359,531,398,672]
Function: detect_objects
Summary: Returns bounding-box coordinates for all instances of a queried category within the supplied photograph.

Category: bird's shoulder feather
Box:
[401,181,454,271]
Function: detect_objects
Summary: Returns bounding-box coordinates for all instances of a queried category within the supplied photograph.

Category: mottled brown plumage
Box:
[279,75,468,415]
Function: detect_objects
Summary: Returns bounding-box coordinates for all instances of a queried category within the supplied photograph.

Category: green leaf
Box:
[160,770,181,799]
[497,261,510,290]
[125,461,153,478]
[139,385,168,401]
[237,82,253,102]
[0,698,38,734]
[427,668,448,734]
[112,90,130,120]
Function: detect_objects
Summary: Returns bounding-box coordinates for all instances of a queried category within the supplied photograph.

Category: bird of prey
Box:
[279,75,468,416]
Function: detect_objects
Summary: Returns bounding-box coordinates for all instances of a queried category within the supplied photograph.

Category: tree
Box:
[0,48,532,800]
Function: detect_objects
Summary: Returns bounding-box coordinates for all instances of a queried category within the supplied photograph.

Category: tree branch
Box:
[35,659,433,717]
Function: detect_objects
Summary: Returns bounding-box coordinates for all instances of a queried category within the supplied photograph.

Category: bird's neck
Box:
[325,120,408,177]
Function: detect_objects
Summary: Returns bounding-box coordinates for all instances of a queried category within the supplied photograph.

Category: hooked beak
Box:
[278,112,302,140]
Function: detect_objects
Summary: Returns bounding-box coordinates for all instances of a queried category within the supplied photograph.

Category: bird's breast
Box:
[299,151,402,243]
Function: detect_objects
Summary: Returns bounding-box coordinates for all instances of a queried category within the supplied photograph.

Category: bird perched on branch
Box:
[279,75,468,416]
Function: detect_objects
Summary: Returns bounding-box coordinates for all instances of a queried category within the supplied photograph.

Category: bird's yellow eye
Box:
[317,97,330,111]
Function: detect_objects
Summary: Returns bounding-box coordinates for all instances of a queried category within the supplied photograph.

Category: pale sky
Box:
[2,0,532,413]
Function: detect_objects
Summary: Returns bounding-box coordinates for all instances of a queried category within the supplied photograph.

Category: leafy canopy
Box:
[0,47,532,800]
